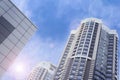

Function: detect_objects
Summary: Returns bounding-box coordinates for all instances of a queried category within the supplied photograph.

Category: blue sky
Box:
[2,0,120,79]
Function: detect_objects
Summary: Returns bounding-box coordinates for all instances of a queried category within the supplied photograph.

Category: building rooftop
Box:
[71,18,118,38]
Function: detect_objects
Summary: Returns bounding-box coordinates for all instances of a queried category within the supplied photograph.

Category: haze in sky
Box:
[2,0,120,79]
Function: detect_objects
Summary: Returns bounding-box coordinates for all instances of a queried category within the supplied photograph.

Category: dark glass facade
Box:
[0,16,15,44]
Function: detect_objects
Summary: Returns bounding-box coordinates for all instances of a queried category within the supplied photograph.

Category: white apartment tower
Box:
[54,18,118,80]
[28,62,56,80]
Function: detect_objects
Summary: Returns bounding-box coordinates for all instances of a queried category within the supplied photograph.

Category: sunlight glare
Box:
[14,63,25,73]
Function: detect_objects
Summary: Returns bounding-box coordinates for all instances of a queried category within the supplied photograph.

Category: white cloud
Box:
[69,19,81,30]
[58,0,120,30]
[88,0,120,28]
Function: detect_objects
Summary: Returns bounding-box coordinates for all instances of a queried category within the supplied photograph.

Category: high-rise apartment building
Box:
[28,62,56,80]
[0,0,37,77]
[54,18,118,80]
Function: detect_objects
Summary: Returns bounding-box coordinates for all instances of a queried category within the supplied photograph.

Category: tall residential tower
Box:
[0,0,37,77]
[54,18,118,80]
[28,62,56,80]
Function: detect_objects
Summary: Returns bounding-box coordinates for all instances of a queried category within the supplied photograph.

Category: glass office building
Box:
[0,0,37,77]
[28,62,56,80]
[54,18,118,80]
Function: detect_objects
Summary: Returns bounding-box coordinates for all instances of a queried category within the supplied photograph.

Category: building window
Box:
[0,16,15,43]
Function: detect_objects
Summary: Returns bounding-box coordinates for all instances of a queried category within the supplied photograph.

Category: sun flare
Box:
[14,63,25,73]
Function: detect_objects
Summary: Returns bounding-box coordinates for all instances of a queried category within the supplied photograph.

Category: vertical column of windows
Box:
[76,22,89,56]
[106,35,114,79]
[54,34,75,79]
[93,29,108,80]
[82,21,94,56]
[88,22,98,58]
[69,57,80,80]
[69,57,86,80]
[115,37,118,77]
[74,23,84,55]
[82,25,89,56]
[76,58,86,79]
